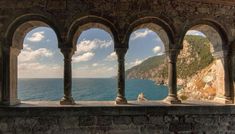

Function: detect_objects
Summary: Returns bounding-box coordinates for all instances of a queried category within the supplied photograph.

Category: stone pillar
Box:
[0,40,2,103]
[213,50,233,104]
[232,49,235,103]
[164,49,181,104]
[115,48,127,104]
[2,47,20,105]
[60,48,75,105]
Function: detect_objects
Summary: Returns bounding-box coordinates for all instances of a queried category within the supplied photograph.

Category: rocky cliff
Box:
[126,35,216,100]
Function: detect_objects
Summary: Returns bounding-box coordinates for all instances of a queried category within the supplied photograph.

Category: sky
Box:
[18,27,204,78]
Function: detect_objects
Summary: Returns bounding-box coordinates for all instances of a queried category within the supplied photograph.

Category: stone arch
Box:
[179,19,229,52]
[2,14,61,105]
[125,17,175,51]
[5,14,62,49]
[67,15,118,49]
[179,19,232,103]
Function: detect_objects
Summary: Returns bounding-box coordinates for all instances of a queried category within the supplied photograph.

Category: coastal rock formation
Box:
[126,35,215,100]
[178,63,217,100]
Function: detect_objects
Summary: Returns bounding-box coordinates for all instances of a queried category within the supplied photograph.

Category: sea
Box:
[18,78,168,101]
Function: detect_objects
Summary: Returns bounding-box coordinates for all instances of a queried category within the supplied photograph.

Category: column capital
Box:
[166,49,180,63]
[9,47,21,56]
[60,47,75,59]
[115,48,128,57]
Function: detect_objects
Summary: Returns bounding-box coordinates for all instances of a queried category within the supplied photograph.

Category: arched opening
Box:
[18,27,63,101]
[178,24,231,103]
[126,23,170,101]
[3,20,61,105]
[72,24,116,101]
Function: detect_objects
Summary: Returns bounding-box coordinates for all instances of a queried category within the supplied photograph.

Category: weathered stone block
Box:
[0,122,8,132]
[47,0,66,10]
[169,123,192,132]
[194,116,219,125]
[227,121,235,130]
[193,123,219,131]
[140,125,166,134]
[164,115,179,123]
[107,127,140,134]
[133,116,148,125]
[79,116,96,126]
[96,116,112,126]
[59,117,79,129]
[113,116,132,125]
[149,115,164,125]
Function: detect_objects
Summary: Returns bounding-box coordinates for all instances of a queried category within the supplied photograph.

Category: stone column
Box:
[0,40,2,103]
[115,48,127,104]
[60,48,75,105]
[164,49,181,104]
[213,50,233,104]
[2,47,21,105]
[232,49,235,103]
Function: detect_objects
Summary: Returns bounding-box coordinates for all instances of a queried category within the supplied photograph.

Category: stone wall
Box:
[0,104,235,134]
[0,0,235,43]
[0,0,235,105]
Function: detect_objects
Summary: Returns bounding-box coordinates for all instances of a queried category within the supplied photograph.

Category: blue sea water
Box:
[18,78,168,101]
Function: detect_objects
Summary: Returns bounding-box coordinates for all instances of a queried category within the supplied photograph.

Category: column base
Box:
[60,96,75,105]
[1,99,21,106]
[214,96,233,104]
[164,95,181,104]
[115,96,127,104]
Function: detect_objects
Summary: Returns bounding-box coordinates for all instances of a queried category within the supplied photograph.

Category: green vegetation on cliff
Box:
[126,55,166,76]
[126,35,214,83]
[177,35,213,78]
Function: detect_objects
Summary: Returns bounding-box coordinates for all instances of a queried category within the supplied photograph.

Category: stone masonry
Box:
[0,102,235,134]
[0,0,234,105]
[0,0,235,133]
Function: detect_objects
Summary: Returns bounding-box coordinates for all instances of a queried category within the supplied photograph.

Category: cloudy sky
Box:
[18,27,202,78]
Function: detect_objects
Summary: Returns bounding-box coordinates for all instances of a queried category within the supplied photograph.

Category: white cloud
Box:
[107,67,114,71]
[131,29,153,40]
[73,52,95,63]
[23,44,32,51]
[92,63,99,67]
[99,40,113,48]
[27,31,45,42]
[186,30,206,37]
[153,46,165,55]
[19,45,53,62]
[153,46,161,53]
[76,40,97,53]
[129,59,143,67]
[105,52,117,61]
[76,39,113,54]
[18,62,47,70]
[18,62,63,78]
[73,65,116,78]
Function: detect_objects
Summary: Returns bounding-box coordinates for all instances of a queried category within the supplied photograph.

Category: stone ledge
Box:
[0,101,235,133]
[0,100,234,116]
